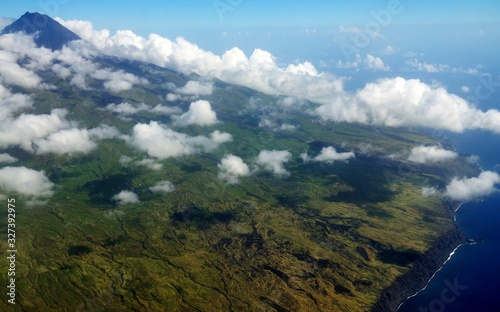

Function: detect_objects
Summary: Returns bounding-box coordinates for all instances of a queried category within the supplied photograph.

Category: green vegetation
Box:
[0,60,478,311]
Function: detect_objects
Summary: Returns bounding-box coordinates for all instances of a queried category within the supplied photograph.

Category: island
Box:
[0,13,479,311]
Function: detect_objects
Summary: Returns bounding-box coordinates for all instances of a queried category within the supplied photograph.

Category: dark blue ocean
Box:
[398,132,500,312]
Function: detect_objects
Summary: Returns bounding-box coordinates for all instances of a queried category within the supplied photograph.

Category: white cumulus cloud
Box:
[149,181,175,193]
[151,104,182,115]
[0,31,147,91]
[104,102,149,115]
[210,130,232,143]
[0,84,33,121]
[336,54,389,71]
[112,190,140,205]
[316,77,500,133]
[445,171,500,201]
[55,18,344,105]
[94,68,148,93]
[54,18,500,134]
[128,121,225,159]
[0,54,43,88]
[0,153,17,164]
[301,146,355,163]
[174,100,218,126]
[256,150,292,177]
[0,34,51,89]
[175,80,213,96]
[406,59,479,75]
[218,155,250,184]
[0,166,54,198]
[88,125,121,140]
[0,109,70,151]
[136,158,163,171]
[33,125,121,155]
[104,102,181,117]
[34,128,96,155]
[365,54,390,71]
[1,80,121,156]
[422,186,438,197]
[408,146,458,164]
[258,118,298,132]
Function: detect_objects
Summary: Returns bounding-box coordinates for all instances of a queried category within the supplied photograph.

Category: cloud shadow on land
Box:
[81,173,135,207]
[323,155,396,205]
[291,141,395,205]
[170,204,236,231]
[376,248,422,267]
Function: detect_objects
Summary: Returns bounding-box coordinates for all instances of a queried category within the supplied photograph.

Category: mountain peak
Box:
[1,11,80,50]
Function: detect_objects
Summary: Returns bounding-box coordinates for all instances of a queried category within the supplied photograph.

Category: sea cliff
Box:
[370,221,466,312]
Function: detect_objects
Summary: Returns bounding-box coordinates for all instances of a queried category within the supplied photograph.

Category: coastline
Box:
[395,242,466,310]
[370,201,467,312]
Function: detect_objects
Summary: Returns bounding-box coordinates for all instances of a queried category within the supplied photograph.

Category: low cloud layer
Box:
[445,171,500,201]
[301,146,355,163]
[1,80,122,156]
[104,102,181,117]
[0,166,54,198]
[0,32,146,92]
[54,18,500,134]
[336,54,389,71]
[406,59,479,75]
[408,146,458,164]
[256,150,292,177]
[56,18,344,104]
[1,18,498,141]
[0,18,13,30]
[218,155,250,184]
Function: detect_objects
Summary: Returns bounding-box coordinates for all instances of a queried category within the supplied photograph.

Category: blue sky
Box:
[3,0,500,32]
[4,0,498,56]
